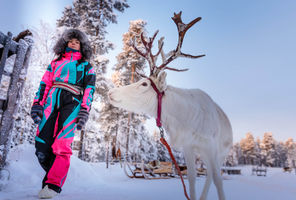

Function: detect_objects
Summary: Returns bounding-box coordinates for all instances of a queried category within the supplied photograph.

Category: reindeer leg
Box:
[183,146,197,200]
[200,158,212,200]
[211,156,226,200]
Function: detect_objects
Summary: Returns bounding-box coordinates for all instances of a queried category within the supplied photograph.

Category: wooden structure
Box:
[124,160,175,179]
[221,167,241,175]
[123,160,207,179]
[0,31,33,172]
[252,165,267,176]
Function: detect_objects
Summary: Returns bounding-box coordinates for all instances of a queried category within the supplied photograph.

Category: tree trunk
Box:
[125,63,135,162]
[78,130,85,160]
[125,113,131,161]
[106,140,110,168]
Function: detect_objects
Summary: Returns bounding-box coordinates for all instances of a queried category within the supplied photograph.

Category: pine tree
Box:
[56,5,81,28]
[285,138,296,167]
[240,132,256,165]
[260,132,276,167]
[110,19,157,162]
[233,142,243,165]
[253,137,261,165]
[225,146,238,166]
[274,141,287,167]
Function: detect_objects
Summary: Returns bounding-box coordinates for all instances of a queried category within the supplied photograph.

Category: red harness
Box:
[148,78,190,200]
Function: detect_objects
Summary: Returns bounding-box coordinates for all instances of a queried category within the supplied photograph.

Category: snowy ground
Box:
[0,144,295,200]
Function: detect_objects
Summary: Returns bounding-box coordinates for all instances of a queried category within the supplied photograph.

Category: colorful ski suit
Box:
[33,50,95,192]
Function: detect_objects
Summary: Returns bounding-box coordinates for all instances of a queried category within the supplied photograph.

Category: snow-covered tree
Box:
[225,146,239,166]
[285,138,296,167]
[231,142,243,165]
[274,141,288,167]
[114,19,148,83]
[227,134,293,167]
[111,19,158,162]
[260,132,276,167]
[56,5,81,28]
[240,132,257,165]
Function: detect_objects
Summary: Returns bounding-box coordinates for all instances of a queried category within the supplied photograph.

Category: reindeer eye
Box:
[141,82,148,87]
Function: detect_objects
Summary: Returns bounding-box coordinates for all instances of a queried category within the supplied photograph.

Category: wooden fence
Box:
[0,31,33,172]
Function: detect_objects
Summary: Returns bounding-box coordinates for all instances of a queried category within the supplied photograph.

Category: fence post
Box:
[0,32,13,83]
[0,37,33,171]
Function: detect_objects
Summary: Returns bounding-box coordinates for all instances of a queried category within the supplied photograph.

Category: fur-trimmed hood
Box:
[53,29,92,60]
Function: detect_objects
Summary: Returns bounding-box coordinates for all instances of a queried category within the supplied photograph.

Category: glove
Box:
[76,107,89,130]
[31,103,43,124]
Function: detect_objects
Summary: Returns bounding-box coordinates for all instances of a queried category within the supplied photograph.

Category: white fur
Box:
[109,72,233,200]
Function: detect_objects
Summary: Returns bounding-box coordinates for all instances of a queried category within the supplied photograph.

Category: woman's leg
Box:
[44,93,81,192]
[35,111,58,172]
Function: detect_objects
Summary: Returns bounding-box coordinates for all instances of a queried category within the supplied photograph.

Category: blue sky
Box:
[1,0,295,142]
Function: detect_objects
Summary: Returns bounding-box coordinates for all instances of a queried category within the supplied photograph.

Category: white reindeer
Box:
[109,12,233,200]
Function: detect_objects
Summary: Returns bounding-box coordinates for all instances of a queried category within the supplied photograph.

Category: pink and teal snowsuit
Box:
[33,50,95,192]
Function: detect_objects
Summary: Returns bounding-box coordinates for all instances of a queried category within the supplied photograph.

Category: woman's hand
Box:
[76,107,89,130]
[31,103,43,124]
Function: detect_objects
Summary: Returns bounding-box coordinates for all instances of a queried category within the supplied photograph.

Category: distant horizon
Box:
[146,119,295,144]
[1,0,295,143]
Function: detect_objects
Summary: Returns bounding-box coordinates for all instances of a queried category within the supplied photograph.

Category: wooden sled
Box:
[175,165,207,177]
[124,160,175,179]
[124,160,206,179]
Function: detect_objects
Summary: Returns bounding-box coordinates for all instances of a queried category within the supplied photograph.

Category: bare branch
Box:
[140,32,148,49]
[132,42,146,58]
[153,37,164,64]
[180,53,206,59]
[164,67,189,72]
[158,37,166,63]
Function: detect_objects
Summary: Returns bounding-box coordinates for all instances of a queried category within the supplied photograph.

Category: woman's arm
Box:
[33,62,54,106]
[81,63,96,111]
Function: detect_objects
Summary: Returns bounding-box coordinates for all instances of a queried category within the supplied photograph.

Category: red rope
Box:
[160,137,190,200]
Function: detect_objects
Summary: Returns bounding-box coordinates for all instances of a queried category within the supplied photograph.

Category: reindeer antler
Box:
[132,30,164,76]
[133,11,205,77]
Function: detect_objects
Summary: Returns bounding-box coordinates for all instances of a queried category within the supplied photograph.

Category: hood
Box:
[53,29,92,60]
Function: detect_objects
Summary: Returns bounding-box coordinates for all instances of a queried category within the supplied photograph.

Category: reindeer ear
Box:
[157,71,167,91]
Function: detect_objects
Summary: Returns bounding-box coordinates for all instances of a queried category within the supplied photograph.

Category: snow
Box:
[1,144,295,200]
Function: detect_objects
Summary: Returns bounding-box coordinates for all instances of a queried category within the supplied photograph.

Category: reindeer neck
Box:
[158,85,196,128]
[149,84,195,128]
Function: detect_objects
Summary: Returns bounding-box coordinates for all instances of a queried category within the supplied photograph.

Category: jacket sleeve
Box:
[33,62,54,106]
[81,63,96,112]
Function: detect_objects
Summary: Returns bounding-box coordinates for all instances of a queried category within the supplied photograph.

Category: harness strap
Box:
[52,82,83,95]
[160,137,190,200]
[148,78,190,200]
[148,78,164,127]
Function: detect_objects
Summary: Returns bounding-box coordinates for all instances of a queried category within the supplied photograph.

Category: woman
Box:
[30,29,96,199]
